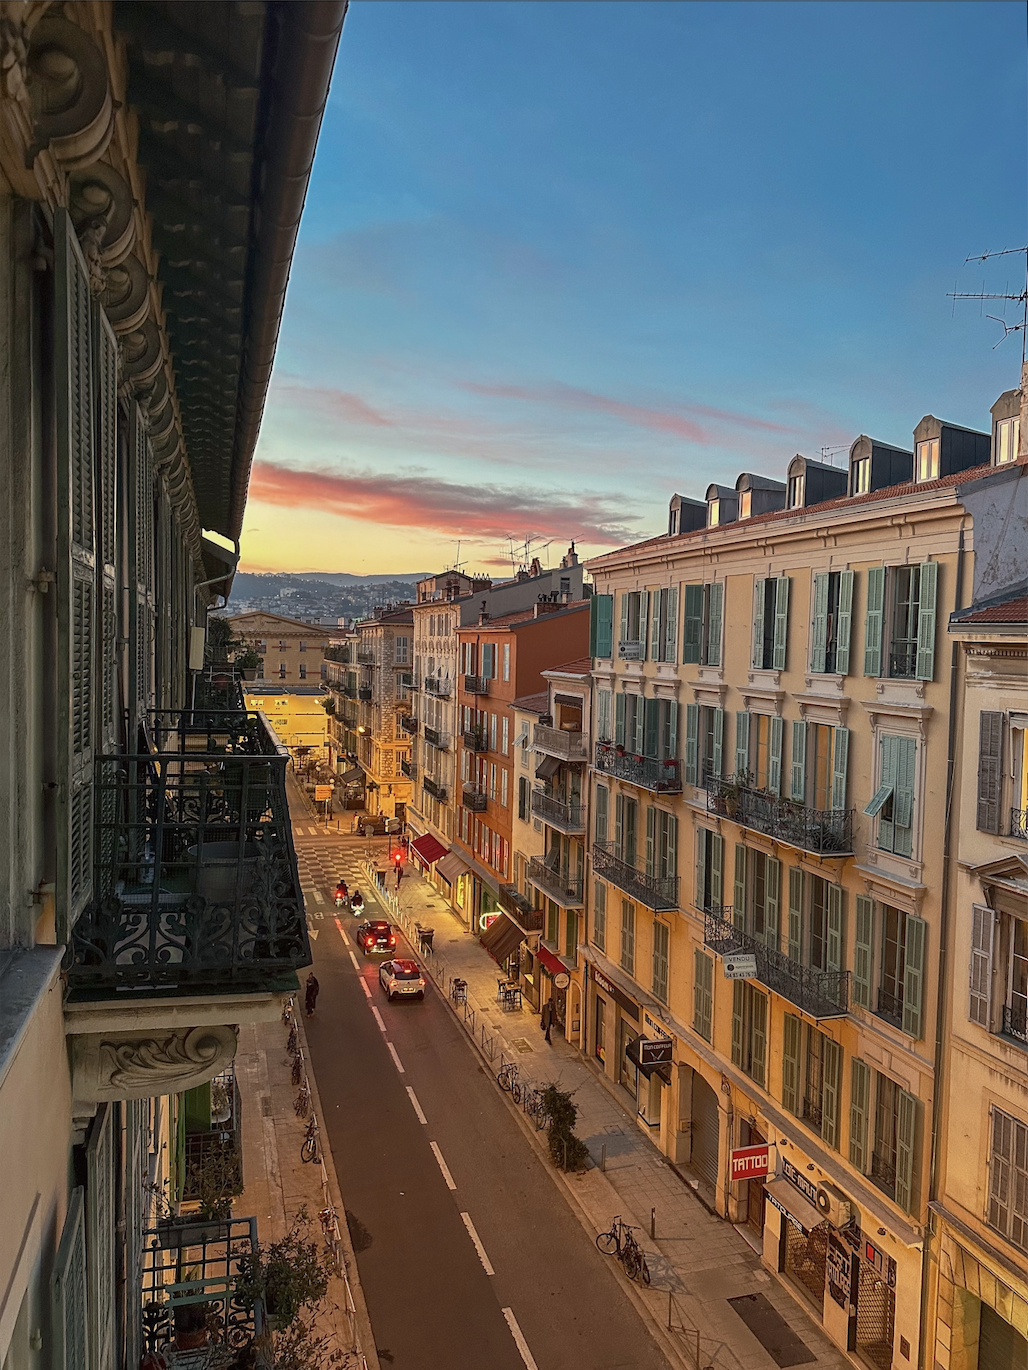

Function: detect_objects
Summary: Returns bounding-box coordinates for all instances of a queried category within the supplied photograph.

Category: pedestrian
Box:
[540,999,553,1043]
[304,971,320,1017]
[395,866,404,890]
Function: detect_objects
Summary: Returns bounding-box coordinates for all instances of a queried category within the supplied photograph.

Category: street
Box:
[293,825,673,1370]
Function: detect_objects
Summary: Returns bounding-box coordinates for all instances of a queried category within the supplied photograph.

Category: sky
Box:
[238,0,1026,577]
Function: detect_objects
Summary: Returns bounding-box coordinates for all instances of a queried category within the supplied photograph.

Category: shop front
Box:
[435,850,473,927]
[588,963,641,1095]
[536,944,572,1036]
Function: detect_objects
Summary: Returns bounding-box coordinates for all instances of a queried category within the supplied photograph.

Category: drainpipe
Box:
[721,1075,735,1220]
[918,519,967,1370]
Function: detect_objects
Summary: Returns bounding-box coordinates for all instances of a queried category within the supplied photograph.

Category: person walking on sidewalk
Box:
[540,999,553,1043]
[305,971,320,1017]
[395,866,404,891]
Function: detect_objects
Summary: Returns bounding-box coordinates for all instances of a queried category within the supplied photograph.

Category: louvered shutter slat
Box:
[836,569,854,676]
[768,715,783,795]
[684,703,699,785]
[52,1188,88,1370]
[864,565,885,677]
[751,578,766,669]
[665,585,678,662]
[831,727,850,810]
[711,708,723,778]
[903,915,927,1039]
[765,856,780,950]
[826,883,844,973]
[969,904,994,1026]
[849,1058,870,1172]
[853,896,874,1008]
[822,1038,842,1150]
[782,1014,801,1115]
[788,867,804,962]
[735,711,750,780]
[896,1089,919,1213]
[645,805,656,877]
[915,560,938,681]
[751,991,767,1087]
[734,844,747,930]
[790,718,807,802]
[811,572,830,674]
[731,982,744,1066]
[683,584,704,663]
[710,832,724,907]
[644,697,660,760]
[976,712,1004,834]
[772,577,790,670]
[706,581,723,666]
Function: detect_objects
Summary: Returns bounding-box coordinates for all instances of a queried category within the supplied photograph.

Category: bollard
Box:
[650,1206,656,1239]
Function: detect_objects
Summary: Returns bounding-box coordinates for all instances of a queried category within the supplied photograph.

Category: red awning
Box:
[535,945,567,977]
[410,833,448,866]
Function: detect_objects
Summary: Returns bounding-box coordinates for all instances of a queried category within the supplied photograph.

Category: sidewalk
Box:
[367,859,849,1370]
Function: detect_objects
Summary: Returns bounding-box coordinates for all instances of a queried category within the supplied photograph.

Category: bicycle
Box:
[291,1049,305,1086]
[524,1088,548,1130]
[281,996,294,1026]
[596,1217,652,1285]
[301,1116,320,1164]
[496,1059,522,1104]
[295,1082,311,1118]
[286,1022,299,1057]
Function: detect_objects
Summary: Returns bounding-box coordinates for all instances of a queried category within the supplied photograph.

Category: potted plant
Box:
[234,647,263,681]
[207,615,239,665]
[173,1268,211,1351]
[540,1083,590,1171]
[235,1207,332,1331]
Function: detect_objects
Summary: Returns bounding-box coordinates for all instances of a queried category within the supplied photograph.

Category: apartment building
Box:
[0,5,338,1365]
[226,609,331,684]
[353,605,415,821]
[243,683,331,760]
[582,401,1024,1370]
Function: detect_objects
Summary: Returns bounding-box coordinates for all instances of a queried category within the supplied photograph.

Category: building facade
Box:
[353,605,415,821]
[243,683,331,760]
[226,610,331,684]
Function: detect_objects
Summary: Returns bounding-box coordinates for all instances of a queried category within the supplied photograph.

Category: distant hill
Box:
[228,571,429,601]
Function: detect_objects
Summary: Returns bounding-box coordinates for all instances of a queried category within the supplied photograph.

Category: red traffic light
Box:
[392,849,403,866]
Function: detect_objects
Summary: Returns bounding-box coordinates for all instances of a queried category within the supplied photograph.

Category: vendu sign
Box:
[730,1144,770,1181]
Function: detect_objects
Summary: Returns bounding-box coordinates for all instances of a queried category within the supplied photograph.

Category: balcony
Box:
[706,775,853,856]
[462,785,488,812]
[527,857,584,908]
[1011,808,1028,840]
[357,650,375,665]
[399,672,415,690]
[358,687,372,702]
[464,674,490,695]
[182,1066,243,1203]
[888,646,918,680]
[869,1153,897,1203]
[594,744,682,794]
[875,987,904,1030]
[424,676,451,698]
[400,714,419,735]
[423,776,447,802]
[65,710,310,997]
[499,885,544,932]
[423,726,449,751]
[196,668,246,711]
[400,757,416,780]
[530,790,586,833]
[340,683,357,700]
[1001,1003,1027,1046]
[703,907,849,1019]
[534,724,587,762]
[592,841,678,912]
[463,728,488,752]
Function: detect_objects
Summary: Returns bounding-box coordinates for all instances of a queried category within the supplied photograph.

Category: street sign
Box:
[553,971,571,990]
[724,953,758,980]
[730,1144,770,1180]
[639,1037,673,1067]
[314,785,333,801]
[479,913,499,931]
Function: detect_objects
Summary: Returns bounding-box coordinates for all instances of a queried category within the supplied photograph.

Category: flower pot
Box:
[241,668,257,681]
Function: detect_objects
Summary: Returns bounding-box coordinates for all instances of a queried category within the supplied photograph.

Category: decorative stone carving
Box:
[26,14,114,170]
[69,161,135,265]
[120,318,163,385]
[71,1025,238,1106]
[101,253,151,334]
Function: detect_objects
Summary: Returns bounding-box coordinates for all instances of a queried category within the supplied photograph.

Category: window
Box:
[620,900,636,975]
[299,640,307,652]
[731,981,767,1086]
[867,1071,920,1212]
[733,846,780,948]
[646,807,677,881]
[278,664,287,679]
[995,416,1021,465]
[652,920,670,1002]
[394,636,409,665]
[865,733,916,857]
[988,1107,1028,1252]
[594,784,609,843]
[518,775,529,820]
[739,490,752,520]
[787,473,804,509]
[501,769,508,808]
[590,594,614,659]
[566,909,578,963]
[974,905,1028,1044]
[597,689,612,742]
[618,591,647,655]
[708,498,723,528]
[810,570,854,675]
[751,577,790,671]
[614,792,638,867]
[616,694,678,761]
[852,456,871,494]
[279,639,288,651]
[693,950,713,1041]
[854,899,926,1037]
[916,437,940,482]
[649,587,679,662]
[592,881,607,952]
[503,643,510,681]
[298,664,306,679]
[682,583,724,666]
[684,704,725,785]
[695,828,724,912]
[502,716,509,754]
[785,869,845,974]
[864,562,938,681]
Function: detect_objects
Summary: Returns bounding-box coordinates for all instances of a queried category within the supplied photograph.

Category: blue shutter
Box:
[864,566,885,677]
[683,584,703,663]
[768,715,783,795]
[836,570,854,676]
[915,561,938,681]
[790,719,807,801]
[751,578,766,669]
[772,577,790,670]
[684,703,699,785]
[650,589,663,660]
[903,915,926,1039]
[706,581,724,666]
[853,896,874,1008]
[619,592,630,648]
[711,708,724,778]
[811,572,830,673]
[735,711,750,779]
[589,592,599,657]
[831,727,849,809]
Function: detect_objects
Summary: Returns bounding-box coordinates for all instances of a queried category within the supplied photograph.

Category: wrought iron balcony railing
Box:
[340,684,358,700]
[592,840,678,912]
[424,676,451,697]
[530,790,586,832]
[875,987,904,1030]
[358,687,372,701]
[464,675,490,695]
[463,729,488,751]
[703,907,849,1019]
[527,857,584,908]
[357,650,376,665]
[869,1152,897,1202]
[423,726,449,751]
[888,646,918,680]
[1001,1002,1027,1045]
[499,884,544,931]
[65,710,310,996]
[1011,807,1028,840]
[400,757,416,780]
[533,724,587,761]
[196,668,246,711]
[142,1216,262,1357]
[594,745,682,794]
[705,775,854,856]
[462,785,488,812]
[423,776,447,801]
[400,714,419,735]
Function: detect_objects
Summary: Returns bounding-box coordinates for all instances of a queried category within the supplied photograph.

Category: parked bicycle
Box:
[301,1116,320,1164]
[281,996,294,1027]
[596,1216,651,1285]
[286,1022,299,1057]
[524,1087,548,1130]
[496,1059,522,1104]
[291,1049,305,1086]
[294,1082,311,1118]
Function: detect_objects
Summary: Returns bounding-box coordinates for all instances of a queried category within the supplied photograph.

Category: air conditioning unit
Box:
[816,1182,854,1228]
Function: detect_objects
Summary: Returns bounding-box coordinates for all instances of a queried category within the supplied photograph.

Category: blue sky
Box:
[242,0,1026,575]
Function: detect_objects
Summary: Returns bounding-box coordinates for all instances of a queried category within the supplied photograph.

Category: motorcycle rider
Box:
[334,878,348,907]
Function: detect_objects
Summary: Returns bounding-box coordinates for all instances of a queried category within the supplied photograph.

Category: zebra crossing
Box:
[293,834,390,923]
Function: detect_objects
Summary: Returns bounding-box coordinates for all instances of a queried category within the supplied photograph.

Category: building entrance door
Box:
[552,984,567,1035]
[980,1303,1028,1370]
[594,994,606,1063]
[784,1220,830,1316]
[618,1018,638,1097]
[742,1123,766,1235]
[690,1074,720,1190]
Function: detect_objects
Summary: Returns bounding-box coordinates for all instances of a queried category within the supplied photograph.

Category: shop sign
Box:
[730,1144,769,1181]
[639,1038,672,1067]
[591,966,640,1020]
[765,1191,804,1233]
[553,971,571,990]
[314,785,333,801]
[861,1234,897,1288]
[723,953,758,980]
[782,1157,819,1206]
[826,1233,853,1309]
[479,913,499,931]
[642,1011,672,1041]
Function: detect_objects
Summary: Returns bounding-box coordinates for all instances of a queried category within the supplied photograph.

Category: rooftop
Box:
[544,657,593,677]
[459,601,590,632]
[513,691,550,713]
[950,592,1028,628]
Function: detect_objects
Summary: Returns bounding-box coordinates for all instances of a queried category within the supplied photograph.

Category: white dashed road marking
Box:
[460,1213,495,1275]
[502,1309,539,1370]
[429,1141,456,1190]
[312,888,324,904]
[386,1042,405,1074]
[359,978,372,999]
[348,950,360,971]
[405,1086,427,1124]
[370,1006,386,1033]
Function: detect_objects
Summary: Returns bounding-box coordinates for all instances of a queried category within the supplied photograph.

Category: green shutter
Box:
[821,1038,842,1149]
[849,1058,870,1172]
[751,578,766,668]
[772,577,790,670]
[645,805,656,877]
[864,565,885,677]
[86,1103,116,1369]
[790,719,807,802]
[893,735,916,829]
[976,711,1004,833]
[695,829,707,912]
[711,708,724,778]
[624,797,637,867]
[853,896,874,1008]
[596,594,614,658]
[95,308,119,753]
[782,1014,801,1115]
[644,697,660,759]
[752,990,767,1087]
[684,703,699,785]
[665,585,679,662]
[734,844,747,930]
[836,570,854,675]
[615,691,626,745]
[831,727,849,810]
[788,868,804,962]
[735,711,750,779]
[710,832,724,908]
[619,591,630,648]
[706,581,724,666]
[731,981,744,1067]
[765,857,780,949]
[826,883,844,973]
[694,949,713,1041]
[589,591,599,656]
[811,572,830,673]
[768,715,783,795]
[903,915,927,1038]
[594,784,609,844]
[615,791,624,857]
[633,695,645,755]
[915,561,938,681]
[896,1089,919,1214]
[683,584,704,663]
[876,734,897,849]
[667,700,679,760]
[650,588,663,659]
[640,591,650,657]
[52,1187,88,1370]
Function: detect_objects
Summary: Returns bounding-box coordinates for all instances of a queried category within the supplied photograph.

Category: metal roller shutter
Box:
[691,1074,720,1189]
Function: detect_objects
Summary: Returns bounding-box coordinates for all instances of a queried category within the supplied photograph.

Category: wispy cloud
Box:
[274,383,394,427]
[249,461,639,545]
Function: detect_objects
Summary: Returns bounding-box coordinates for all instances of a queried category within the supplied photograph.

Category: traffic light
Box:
[392,849,403,867]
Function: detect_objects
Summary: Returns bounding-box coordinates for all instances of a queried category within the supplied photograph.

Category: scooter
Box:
[334,885,349,910]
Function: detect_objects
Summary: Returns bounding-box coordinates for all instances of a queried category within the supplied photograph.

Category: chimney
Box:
[478,600,490,625]
[560,541,578,568]
[529,557,542,578]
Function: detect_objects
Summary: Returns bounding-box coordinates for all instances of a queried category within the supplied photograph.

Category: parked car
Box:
[356,920,396,954]
[355,814,387,836]
[378,959,426,1001]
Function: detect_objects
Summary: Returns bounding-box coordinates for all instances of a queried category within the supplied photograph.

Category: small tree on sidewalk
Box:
[540,1083,590,1171]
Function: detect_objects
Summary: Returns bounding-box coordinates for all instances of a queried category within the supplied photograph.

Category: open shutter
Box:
[684,703,699,785]
[666,700,679,761]
[615,692,626,745]
[594,784,609,844]
[710,832,724,908]
[915,561,938,681]
[735,711,750,779]
[752,991,767,1087]
[711,708,724,778]
[826,883,844,973]
[665,814,677,883]
[976,712,1004,833]
[836,570,854,676]
[123,1100,146,1360]
[129,403,155,727]
[633,696,645,755]
[52,1187,88,1370]
[94,307,119,755]
[790,719,807,801]
[86,1104,116,1370]
[645,806,656,877]
[751,578,766,669]
[896,1090,919,1213]
[810,572,830,673]
[664,586,679,663]
[782,1014,801,1115]
[788,868,804,962]
[765,857,780,950]
[650,589,663,659]
[589,591,599,657]
[695,829,707,912]
[831,727,850,809]
[614,791,624,859]
[822,1037,842,1150]
[619,592,630,648]
[706,581,724,666]
[969,904,994,1027]
[694,949,713,1041]
[849,1059,870,1172]
[853,897,874,1008]
[893,735,916,845]
[768,716,783,795]
[734,844,747,930]
[903,915,927,1038]
[639,591,650,656]
[597,594,614,658]
[644,697,660,760]
[772,577,790,670]
[731,982,744,1067]
[683,584,704,664]
[876,735,897,849]
[864,565,885,677]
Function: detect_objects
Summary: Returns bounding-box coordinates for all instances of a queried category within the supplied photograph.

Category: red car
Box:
[356,920,396,954]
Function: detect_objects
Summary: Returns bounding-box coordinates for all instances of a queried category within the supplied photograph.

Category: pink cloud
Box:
[273,383,393,427]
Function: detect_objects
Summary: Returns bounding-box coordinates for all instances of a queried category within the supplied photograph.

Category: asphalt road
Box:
[298,839,672,1370]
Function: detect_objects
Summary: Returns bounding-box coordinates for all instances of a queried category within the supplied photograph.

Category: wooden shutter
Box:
[695,828,707,912]
[666,700,679,761]
[734,844,747,930]
[751,989,767,1087]
[644,697,660,759]
[835,570,854,676]
[849,1058,870,1172]
[683,584,704,663]
[664,585,678,662]
[864,565,885,677]
[615,691,626,745]
[664,813,678,883]
[822,1037,842,1150]
[86,1104,116,1369]
[694,949,713,1041]
[639,591,650,656]
[831,727,850,810]
[790,719,807,801]
[731,981,744,1067]
[594,784,608,844]
[782,1013,801,1115]
[751,578,766,668]
[614,791,624,858]
[826,883,844,973]
[684,703,699,785]
[129,403,155,726]
[706,581,724,666]
[624,797,638,867]
[619,591,630,647]
[52,1187,88,1370]
[915,560,938,681]
[710,832,724,907]
[735,711,750,779]
[765,857,780,950]
[94,307,119,754]
[896,1089,919,1213]
[768,715,783,795]
[903,915,927,1038]
[597,594,614,658]
[976,712,1004,833]
[788,867,804,962]
[645,805,656,877]
[772,577,790,670]
[650,588,663,659]
[711,708,723,778]
[589,590,599,656]
[123,1101,146,1361]
[810,572,830,673]
[876,735,898,849]
[969,904,994,1027]
[632,696,645,755]
[853,896,874,1008]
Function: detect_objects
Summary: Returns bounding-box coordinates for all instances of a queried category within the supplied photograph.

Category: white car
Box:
[378,958,426,1002]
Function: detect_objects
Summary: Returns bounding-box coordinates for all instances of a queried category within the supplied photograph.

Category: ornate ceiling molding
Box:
[70,1024,237,1106]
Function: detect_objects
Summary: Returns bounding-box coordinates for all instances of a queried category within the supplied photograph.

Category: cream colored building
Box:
[226,609,331,685]
[354,605,415,820]
[243,684,331,759]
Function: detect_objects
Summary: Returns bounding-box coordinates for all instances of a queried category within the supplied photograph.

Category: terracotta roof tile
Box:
[952,595,1028,625]
[513,690,549,712]
[545,657,593,676]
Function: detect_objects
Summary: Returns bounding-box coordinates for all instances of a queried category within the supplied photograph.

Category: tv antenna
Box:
[820,445,848,467]
[948,246,1028,360]
[449,540,467,575]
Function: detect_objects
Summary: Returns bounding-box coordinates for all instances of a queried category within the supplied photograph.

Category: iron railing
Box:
[182,1066,243,1202]
[462,786,488,812]
[400,714,419,735]
[533,724,587,761]
[357,687,372,701]
[499,885,544,931]
[142,1215,262,1355]
[400,757,416,780]
[530,791,586,832]
[424,677,451,698]
[423,726,448,750]
[527,858,584,907]
[869,1153,897,1202]
[423,776,447,801]
[592,841,678,912]
[703,907,849,1018]
[705,775,854,855]
[1001,1002,1027,1045]
[1011,808,1028,840]
[464,729,488,752]
[594,745,682,794]
[65,710,310,995]
[464,675,490,695]
[357,650,375,665]
[876,987,904,1029]
[196,668,246,711]
[888,647,918,680]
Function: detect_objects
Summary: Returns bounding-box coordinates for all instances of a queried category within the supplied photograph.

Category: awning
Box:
[764,1178,822,1235]
[535,944,568,978]
[626,1036,673,1080]
[410,833,448,866]
[339,767,363,784]
[535,755,561,779]
[435,851,469,884]
[480,913,526,965]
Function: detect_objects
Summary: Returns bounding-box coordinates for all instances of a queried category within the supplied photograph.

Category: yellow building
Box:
[244,684,331,758]
[227,609,331,685]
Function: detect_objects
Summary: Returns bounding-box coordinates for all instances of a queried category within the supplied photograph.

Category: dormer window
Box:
[709,499,722,528]
[916,438,940,482]
[739,491,752,519]
[852,458,871,494]
[996,416,1020,465]
[787,474,804,509]
[669,508,679,535]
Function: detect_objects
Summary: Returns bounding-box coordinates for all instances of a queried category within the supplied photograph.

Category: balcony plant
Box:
[235,1206,332,1331]
[540,1083,590,1171]
[173,1266,212,1350]
[234,647,264,681]
[207,615,240,665]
